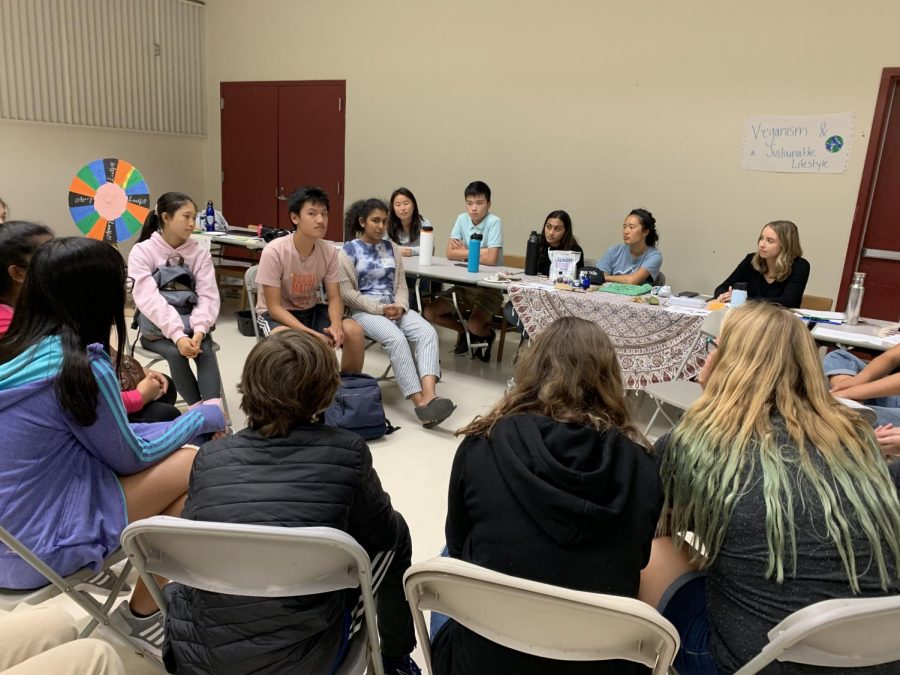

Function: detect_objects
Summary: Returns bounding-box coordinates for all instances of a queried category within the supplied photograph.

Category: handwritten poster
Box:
[741,112,855,174]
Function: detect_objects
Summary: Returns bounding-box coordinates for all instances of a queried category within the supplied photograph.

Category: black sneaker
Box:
[382,654,422,675]
[473,330,496,363]
[453,331,469,355]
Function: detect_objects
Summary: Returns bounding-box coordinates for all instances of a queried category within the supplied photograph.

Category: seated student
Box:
[0,237,225,659]
[129,192,224,406]
[255,186,365,372]
[388,187,433,312]
[537,209,584,277]
[339,198,455,428]
[163,330,421,675]
[597,208,662,285]
[388,186,430,257]
[0,222,179,423]
[641,302,900,675]
[432,317,662,675]
[824,343,900,427]
[423,181,503,362]
[0,607,125,675]
[0,221,53,332]
[714,220,809,308]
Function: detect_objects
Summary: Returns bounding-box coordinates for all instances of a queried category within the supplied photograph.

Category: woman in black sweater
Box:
[713,220,809,308]
[432,317,663,675]
[537,210,584,277]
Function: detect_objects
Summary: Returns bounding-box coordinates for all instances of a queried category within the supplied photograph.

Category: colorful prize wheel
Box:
[68,158,150,243]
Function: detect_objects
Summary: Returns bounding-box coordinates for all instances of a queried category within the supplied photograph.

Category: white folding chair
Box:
[734,595,900,674]
[120,516,384,675]
[244,264,262,341]
[0,526,133,641]
[403,557,679,675]
[642,310,725,436]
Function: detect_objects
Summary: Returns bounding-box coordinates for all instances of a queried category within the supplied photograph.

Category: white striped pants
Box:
[351,309,441,398]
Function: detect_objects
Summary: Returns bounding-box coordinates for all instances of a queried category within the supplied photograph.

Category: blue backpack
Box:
[324,373,398,441]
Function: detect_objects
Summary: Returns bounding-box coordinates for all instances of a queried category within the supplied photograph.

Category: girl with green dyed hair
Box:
[640,302,900,675]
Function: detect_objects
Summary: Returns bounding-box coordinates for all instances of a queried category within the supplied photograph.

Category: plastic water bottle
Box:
[419,223,434,266]
[730,282,748,308]
[524,231,540,275]
[205,201,215,232]
[468,233,483,273]
[845,272,866,325]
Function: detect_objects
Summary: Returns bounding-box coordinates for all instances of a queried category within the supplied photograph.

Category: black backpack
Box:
[136,255,199,337]
[324,373,398,440]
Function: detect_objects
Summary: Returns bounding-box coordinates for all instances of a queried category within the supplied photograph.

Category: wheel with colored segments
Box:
[68,158,150,243]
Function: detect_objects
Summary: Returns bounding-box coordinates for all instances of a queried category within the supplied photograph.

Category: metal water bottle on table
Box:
[205,201,216,232]
[419,223,434,266]
[524,231,540,276]
[845,272,866,325]
[467,233,482,273]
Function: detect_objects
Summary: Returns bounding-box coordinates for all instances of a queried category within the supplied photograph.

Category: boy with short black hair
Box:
[255,186,365,372]
[424,181,504,362]
[163,329,420,675]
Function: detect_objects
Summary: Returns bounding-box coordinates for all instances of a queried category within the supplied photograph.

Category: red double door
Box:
[220,81,346,241]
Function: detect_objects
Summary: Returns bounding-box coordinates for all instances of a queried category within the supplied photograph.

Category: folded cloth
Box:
[598,282,653,296]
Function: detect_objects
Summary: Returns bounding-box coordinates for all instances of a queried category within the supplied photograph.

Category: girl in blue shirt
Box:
[597,208,663,285]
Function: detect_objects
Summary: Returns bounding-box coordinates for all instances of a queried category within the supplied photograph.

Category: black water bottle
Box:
[524,230,540,275]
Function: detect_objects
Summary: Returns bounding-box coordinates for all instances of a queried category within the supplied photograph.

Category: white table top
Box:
[194,230,266,250]
[811,318,899,351]
[403,256,524,287]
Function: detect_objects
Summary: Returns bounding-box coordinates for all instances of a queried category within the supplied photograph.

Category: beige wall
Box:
[204,0,899,299]
[0,120,205,256]
[1,2,895,298]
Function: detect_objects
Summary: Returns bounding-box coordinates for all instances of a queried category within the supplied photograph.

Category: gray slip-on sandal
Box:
[415,397,456,428]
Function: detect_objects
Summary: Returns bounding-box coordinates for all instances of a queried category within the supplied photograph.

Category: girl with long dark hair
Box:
[0,237,225,659]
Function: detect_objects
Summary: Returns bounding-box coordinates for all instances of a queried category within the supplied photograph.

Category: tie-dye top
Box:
[342,239,396,304]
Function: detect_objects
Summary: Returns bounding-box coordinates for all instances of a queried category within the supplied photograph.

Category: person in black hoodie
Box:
[163,329,420,675]
[431,316,663,675]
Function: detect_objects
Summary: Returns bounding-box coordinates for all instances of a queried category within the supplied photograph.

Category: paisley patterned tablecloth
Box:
[509,285,706,389]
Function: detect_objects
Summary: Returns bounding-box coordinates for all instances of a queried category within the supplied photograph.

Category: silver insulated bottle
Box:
[845,272,866,325]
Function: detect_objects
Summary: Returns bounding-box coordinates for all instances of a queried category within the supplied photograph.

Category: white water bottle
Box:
[419,223,434,266]
[845,272,866,325]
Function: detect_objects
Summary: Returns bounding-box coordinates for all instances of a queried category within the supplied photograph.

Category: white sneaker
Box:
[108,601,164,661]
[76,569,131,596]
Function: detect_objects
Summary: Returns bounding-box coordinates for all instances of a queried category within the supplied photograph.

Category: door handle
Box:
[276,186,287,201]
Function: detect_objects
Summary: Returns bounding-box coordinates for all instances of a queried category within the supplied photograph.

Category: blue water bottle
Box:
[467,232,483,273]
[205,201,215,232]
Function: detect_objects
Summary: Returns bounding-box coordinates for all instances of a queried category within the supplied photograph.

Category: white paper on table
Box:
[813,326,887,348]
[793,309,845,321]
[194,235,212,252]
[664,306,711,316]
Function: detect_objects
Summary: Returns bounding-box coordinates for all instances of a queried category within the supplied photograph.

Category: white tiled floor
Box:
[3,294,665,673]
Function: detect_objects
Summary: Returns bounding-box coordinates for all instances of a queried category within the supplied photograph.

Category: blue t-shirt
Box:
[342,239,396,302]
[450,212,504,265]
[597,244,663,284]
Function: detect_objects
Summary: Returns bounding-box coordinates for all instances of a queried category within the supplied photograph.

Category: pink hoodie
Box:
[128,232,220,342]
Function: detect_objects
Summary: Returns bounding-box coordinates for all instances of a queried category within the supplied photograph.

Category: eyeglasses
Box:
[705,336,718,354]
[125,277,135,293]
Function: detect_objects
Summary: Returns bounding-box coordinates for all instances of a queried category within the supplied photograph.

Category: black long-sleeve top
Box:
[713,253,810,308]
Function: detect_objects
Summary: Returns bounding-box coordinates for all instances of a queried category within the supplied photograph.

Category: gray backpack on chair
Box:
[136,256,199,337]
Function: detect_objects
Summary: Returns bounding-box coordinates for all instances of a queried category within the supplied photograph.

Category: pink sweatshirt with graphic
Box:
[128,232,220,342]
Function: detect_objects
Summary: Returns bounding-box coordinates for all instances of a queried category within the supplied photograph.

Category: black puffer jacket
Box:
[163,424,398,674]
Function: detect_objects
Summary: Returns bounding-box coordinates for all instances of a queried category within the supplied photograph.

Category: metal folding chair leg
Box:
[450,289,488,355]
[0,527,134,644]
